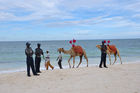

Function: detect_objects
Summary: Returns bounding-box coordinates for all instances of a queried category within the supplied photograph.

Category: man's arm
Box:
[56,56,59,61]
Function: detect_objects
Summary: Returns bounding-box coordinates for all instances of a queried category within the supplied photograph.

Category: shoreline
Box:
[0,61,140,74]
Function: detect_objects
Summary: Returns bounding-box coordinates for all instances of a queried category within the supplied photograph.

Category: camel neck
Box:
[62,49,71,54]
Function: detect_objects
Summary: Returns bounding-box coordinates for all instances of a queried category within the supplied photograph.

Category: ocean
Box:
[0,39,140,73]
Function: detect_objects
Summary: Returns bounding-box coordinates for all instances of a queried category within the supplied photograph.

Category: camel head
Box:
[58,48,64,52]
[96,45,101,50]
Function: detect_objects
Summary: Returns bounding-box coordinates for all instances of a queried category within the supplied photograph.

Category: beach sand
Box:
[0,63,140,93]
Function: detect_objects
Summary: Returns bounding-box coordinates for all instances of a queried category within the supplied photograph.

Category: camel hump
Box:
[73,45,84,55]
[108,45,117,53]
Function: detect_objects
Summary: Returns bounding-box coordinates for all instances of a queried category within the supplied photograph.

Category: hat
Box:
[102,40,106,43]
[37,43,41,46]
[26,42,31,46]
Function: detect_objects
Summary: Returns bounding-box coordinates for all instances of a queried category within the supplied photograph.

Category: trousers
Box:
[26,56,36,76]
[35,57,41,72]
[45,61,54,70]
[58,60,63,69]
[99,53,107,67]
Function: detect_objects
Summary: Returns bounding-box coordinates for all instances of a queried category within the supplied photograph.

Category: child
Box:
[45,51,54,70]
[56,51,63,69]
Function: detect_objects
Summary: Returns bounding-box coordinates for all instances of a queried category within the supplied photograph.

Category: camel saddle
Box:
[107,45,117,54]
[73,46,84,55]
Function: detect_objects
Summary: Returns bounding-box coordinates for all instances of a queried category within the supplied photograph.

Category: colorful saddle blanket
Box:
[108,45,117,54]
[73,46,84,55]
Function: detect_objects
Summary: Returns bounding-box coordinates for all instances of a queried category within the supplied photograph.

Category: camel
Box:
[58,46,88,68]
[96,45,122,65]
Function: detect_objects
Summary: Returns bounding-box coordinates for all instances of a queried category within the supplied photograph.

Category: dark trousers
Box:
[35,57,41,72]
[26,57,36,76]
[99,53,107,67]
[58,60,63,69]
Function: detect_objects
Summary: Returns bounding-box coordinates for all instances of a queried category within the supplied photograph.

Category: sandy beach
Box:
[0,63,140,93]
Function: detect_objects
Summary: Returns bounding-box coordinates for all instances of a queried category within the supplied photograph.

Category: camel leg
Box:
[84,53,88,67]
[68,56,72,68]
[77,56,83,68]
[112,54,117,65]
[108,52,111,65]
[73,56,75,68]
[117,51,122,64]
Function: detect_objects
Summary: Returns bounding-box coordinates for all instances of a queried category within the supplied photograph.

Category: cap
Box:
[102,41,105,43]
[37,43,41,46]
[26,42,31,46]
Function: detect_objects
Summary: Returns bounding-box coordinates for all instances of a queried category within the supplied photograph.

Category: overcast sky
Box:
[0,0,140,41]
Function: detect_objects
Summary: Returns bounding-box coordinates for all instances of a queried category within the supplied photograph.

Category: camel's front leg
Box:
[73,56,75,68]
[68,56,72,68]
[77,56,82,68]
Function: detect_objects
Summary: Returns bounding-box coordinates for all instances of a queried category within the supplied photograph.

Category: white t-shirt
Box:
[45,53,50,62]
[58,54,62,60]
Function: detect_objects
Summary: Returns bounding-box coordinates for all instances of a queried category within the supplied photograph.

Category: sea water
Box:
[0,39,140,73]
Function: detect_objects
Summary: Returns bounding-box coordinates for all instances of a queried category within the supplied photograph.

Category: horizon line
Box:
[0,38,140,42]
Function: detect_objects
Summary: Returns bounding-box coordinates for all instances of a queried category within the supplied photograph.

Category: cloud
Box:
[46,15,140,28]
[132,14,140,18]
[0,0,74,21]
[74,30,93,35]
[123,1,140,12]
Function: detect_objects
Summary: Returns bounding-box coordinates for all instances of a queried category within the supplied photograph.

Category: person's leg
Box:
[58,60,63,69]
[46,62,49,70]
[35,57,38,72]
[103,53,107,68]
[26,57,30,76]
[38,57,41,72]
[48,61,54,70]
[99,53,103,68]
[30,57,37,75]
[58,60,61,69]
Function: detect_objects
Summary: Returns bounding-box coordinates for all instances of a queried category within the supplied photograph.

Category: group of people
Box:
[25,40,108,77]
[25,42,63,77]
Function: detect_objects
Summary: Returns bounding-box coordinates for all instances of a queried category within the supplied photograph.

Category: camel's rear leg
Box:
[118,52,122,64]
[83,52,88,67]
[112,54,117,65]
[68,56,72,68]
[77,56,83,68]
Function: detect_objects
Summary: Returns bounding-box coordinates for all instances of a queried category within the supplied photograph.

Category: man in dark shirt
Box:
[35,43,44,73]
[99,41,108,68]
[25,42,39,77]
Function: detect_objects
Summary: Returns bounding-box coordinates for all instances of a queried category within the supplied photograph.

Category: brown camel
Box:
[58,46,88,68]
[96,45,122,65]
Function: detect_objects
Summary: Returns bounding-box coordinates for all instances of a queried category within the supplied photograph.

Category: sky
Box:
[0,0,140,41]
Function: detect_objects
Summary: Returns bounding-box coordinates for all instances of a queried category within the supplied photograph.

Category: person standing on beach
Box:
[25,42,39,77]
[45,51,54,70]
[56,51,63,69]
[99,41,108,68]
[35,43,44,73]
